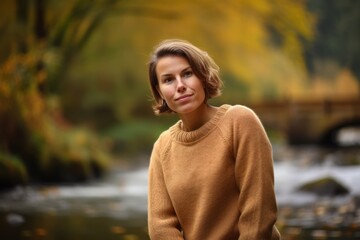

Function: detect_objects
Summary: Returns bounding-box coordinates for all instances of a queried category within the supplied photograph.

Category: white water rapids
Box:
[1,157,360,218]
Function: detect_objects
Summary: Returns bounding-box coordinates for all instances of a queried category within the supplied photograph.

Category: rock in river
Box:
[297,176,349,196]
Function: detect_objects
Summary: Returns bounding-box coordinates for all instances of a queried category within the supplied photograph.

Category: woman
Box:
[147,39,280,240]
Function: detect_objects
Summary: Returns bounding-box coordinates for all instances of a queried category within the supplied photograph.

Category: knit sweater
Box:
[148,104,280,240]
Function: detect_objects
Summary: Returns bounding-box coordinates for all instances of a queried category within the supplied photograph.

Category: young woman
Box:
[147,39,280,240]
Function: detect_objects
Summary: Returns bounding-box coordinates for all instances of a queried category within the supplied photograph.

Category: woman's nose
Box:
[176,78,186,92]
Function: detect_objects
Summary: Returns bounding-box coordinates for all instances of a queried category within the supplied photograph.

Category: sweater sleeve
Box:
[232,107,280,240]
[148,140,184,240]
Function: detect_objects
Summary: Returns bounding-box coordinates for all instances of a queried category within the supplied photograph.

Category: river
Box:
[1,145,360,240]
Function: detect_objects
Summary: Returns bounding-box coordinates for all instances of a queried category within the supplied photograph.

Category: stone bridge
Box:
[247,98,360,146]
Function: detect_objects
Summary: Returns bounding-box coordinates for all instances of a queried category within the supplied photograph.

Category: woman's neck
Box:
[178,104,218,132]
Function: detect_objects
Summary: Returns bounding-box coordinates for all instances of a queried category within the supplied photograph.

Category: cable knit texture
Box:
[148,104,281,240]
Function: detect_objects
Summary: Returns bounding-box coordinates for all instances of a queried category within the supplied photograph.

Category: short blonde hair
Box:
[148,39,223,115]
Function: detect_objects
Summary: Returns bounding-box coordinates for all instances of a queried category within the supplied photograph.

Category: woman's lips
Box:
[175,94,192,101]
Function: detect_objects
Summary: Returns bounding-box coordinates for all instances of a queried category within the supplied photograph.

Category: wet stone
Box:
[297,176,349,196]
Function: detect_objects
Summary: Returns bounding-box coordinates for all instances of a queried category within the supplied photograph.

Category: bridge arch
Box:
[250,98,360,145]
[320,118,360,146]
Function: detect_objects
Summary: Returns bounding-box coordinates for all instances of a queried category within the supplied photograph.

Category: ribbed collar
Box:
[169,104,230,144]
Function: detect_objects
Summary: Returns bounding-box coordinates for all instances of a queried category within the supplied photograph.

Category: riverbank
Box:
[278,195,360,239]
[1,145,360,239]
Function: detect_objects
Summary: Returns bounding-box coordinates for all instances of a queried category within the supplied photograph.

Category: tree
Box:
[0,0,123,185]
[307,0,360,84]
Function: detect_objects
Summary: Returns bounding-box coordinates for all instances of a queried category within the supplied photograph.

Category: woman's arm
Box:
[232,107,280,240]
[148,144,184,239]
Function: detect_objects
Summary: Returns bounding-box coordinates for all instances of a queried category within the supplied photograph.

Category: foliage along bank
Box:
[0,51,112,189]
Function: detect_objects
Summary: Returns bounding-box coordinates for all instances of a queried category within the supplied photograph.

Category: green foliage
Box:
[0,0,124,186]
[0,152,28,188]
[105,121,169,155]
[58,0,315,133]
[307,0,360,82]
[0,49,112,184]
[39,122,111,182]
[1,0,357,178]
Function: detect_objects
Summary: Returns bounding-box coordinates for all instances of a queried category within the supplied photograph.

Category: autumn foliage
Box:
[0,48,111,187]
[0,0,359,187]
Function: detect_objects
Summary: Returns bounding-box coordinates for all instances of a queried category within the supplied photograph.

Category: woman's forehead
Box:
[156,56,191,76]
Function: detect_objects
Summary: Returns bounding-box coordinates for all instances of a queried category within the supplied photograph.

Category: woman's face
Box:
[156,55,206,115]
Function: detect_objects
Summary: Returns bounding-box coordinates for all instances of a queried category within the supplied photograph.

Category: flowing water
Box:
[0,166,149,240]
[1,145,360,240]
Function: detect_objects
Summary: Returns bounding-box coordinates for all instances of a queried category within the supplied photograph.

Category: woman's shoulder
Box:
[218,104,265,135]
[154,128,171,145]
[152,124,176,152]
[224,104,259,122]
[219,104,268,143]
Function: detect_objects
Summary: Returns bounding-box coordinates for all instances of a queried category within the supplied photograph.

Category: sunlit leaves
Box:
[86,0,314,102]
[0,0,116,183]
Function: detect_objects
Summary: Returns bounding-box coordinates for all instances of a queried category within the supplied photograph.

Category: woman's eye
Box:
[183,71,193,78]
[163,78,173,83]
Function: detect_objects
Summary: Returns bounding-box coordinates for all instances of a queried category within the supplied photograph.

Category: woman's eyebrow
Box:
[180,66,192,73]
[160,66,192,78]
[160,73,172,78]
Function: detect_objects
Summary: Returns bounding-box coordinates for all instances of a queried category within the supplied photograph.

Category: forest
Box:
[0,0,359,187]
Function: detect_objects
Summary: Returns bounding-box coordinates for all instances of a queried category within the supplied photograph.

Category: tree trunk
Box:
[34,0,47,39]
[15,0,29,53]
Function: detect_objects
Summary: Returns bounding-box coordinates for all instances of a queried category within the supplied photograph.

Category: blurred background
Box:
[0,0,359,239]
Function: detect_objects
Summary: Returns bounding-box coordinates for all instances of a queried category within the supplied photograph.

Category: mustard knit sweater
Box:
[148,105,280,240]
